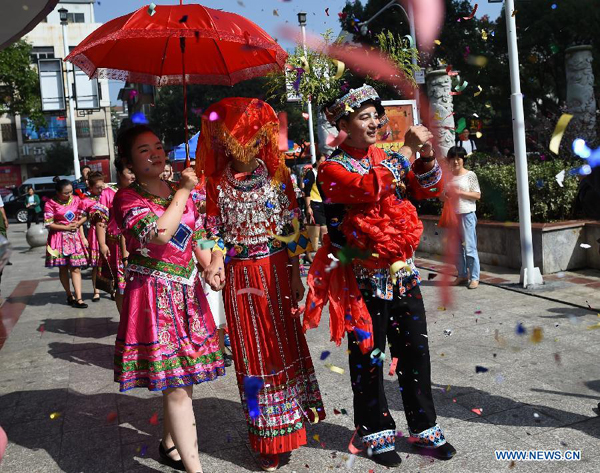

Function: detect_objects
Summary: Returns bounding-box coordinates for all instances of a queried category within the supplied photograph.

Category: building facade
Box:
[0,0,114,188]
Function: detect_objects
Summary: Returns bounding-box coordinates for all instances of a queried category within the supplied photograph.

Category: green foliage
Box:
[0,40,43,122]
[471,158,579,223]
[265,30,348,108]
[375,31,420,88]
[45,142,74,176]
[149,77,309,149]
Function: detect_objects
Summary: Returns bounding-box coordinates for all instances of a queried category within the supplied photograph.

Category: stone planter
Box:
[418,215,600,274]
[26,224,48,248]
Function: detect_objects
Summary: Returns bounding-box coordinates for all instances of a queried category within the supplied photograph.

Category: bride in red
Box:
[199,98,324,471]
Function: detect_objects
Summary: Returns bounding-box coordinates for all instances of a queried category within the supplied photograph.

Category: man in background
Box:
[303,153,328,262]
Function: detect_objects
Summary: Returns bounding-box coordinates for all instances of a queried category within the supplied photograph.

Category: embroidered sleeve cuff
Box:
[131,213,159,245]
[380,154,407,184]
[212,238,227,256]
[412,160,442,188]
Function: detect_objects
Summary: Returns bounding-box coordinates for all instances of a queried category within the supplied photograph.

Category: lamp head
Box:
[297,12,307,26]
[58,8,68,24]
[360,24,368,36]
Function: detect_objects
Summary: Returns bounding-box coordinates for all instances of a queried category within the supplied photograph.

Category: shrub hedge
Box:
[415,153,581,223]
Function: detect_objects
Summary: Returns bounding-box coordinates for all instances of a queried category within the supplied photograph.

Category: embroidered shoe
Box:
[409,424,457,460]
[362,429,402,467]
[258,454,279,472]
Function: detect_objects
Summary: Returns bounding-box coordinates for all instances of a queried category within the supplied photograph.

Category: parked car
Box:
[4,175,75,223]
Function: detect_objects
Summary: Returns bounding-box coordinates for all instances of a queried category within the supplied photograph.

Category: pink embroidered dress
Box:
[91,185,126,293]
[44,195,89,267]
[81,195,100,267]
[113,182,225,392]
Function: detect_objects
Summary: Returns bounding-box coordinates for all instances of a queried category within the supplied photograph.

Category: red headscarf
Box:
[196,97,287,183]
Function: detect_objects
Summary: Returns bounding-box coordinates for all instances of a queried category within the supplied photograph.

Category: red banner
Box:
[0,165,22,189]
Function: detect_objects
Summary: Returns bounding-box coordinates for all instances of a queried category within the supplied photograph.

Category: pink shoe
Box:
[259,454,279,471]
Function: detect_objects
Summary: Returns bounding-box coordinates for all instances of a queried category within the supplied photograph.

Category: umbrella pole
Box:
[180,36,190,168]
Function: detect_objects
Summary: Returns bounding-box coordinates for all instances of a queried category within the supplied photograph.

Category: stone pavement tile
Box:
[121,442,174,472]
[484,405,569,441]
[119,422,162,448]
[6,414,64,445]
[0,435,62,473]
[57,445,123,473]
[60,424,121,455]
[62,395,120,433]
[452,389,525,418]
[11,388,69,424]
[117,393,163,425]
[527,424,599,452]
[195,444,259,473]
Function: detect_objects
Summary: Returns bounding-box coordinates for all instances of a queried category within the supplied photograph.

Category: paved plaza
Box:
[1,224,599,473]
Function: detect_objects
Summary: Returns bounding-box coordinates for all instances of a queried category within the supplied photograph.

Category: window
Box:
[76,120,90,138]
[30,46,55,63]
[92,120,106,138]
[67,13,85,23]
[1,123,17,142]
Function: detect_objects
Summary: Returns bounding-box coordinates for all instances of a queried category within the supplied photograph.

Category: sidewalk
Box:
[1,224,600,472]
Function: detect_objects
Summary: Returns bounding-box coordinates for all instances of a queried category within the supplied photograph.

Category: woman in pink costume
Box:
[45,179,89,309]
[80,171,105,302]
[113,125,225,473]
[93,161,135,314]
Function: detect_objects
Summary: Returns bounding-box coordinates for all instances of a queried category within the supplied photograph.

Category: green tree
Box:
[0,40,43,122]
[149,77,310,150]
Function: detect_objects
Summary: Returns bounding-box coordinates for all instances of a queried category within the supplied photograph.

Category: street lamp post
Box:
[58,7,82,180]
[503,0,543,287]
[298,12,317,164]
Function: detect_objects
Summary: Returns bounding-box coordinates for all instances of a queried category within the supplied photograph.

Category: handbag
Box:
[438,199,458,229]
[96,256,115,294]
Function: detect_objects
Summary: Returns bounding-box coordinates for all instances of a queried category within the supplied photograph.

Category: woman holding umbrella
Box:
[113,125,225,473]
[200,98,324,471]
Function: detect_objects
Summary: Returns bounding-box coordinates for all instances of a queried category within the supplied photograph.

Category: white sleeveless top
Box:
[452,171,480,214]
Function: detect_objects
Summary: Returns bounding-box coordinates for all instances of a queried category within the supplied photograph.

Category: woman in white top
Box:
[445,146,482,289]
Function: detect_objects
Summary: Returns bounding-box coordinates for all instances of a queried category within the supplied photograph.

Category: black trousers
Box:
[26,208,39,228]
[348,284,437,435]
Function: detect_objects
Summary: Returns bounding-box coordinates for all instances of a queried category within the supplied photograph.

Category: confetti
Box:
[209,111,219,121]
[463,4,478,21]
[320,351,331,361]
[434,39,441,45]
[474,85,483,97]
[302,112,309,120]
[475,365,489,373]
[555,170,566,187]
[388,357,398,376]
[131,112,149,124]
[354,328,372,342]
[443,329,452,336]
[149,412,159,425]
[50,412,61,420]
[313,434,320,442]
[147,2,156,16]
[511,9,517,17]
[47,245,59,257]
[325,8,329,16]
[529,327,543,344]
[481,30,488,41]
[198,239,216,250]
[580,243,591,249]
[244,376,264,419]
[324,363,345,375]
[237,288,265,297]
[106,412,118,423]
[427,273,438,280]
[515,323,526,335]
[273,9,279,17]
[332,59,345,80]
[348,427,363,454]
[326,130,348,148]
[437,306,447,311]
[471,408,482,415]
[38,323,45,334]
[549,114,573,154]
[178,15,188,23]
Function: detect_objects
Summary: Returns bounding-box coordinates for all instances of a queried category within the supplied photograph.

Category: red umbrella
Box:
[65,1,287,165]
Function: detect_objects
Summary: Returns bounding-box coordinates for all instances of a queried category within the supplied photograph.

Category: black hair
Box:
[114,159,126,175]
[115,124,156,164]
[87,171,105,188]
[55,179,72,193]
[81,164,91,171]
[447,146,468,160]
[165,159,172,166]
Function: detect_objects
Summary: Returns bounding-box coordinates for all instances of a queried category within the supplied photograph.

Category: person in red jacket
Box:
[304,85,456,467]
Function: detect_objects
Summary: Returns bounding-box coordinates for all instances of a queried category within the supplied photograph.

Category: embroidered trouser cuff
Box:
[409,424,447,448]
[362,429,396,455]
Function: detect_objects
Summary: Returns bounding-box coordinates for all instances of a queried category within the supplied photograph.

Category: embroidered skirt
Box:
[87,225,100,267]
[114,270,225,392]
[100,234,126,294]
[223,249,325,454]
[45,230,89,267]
